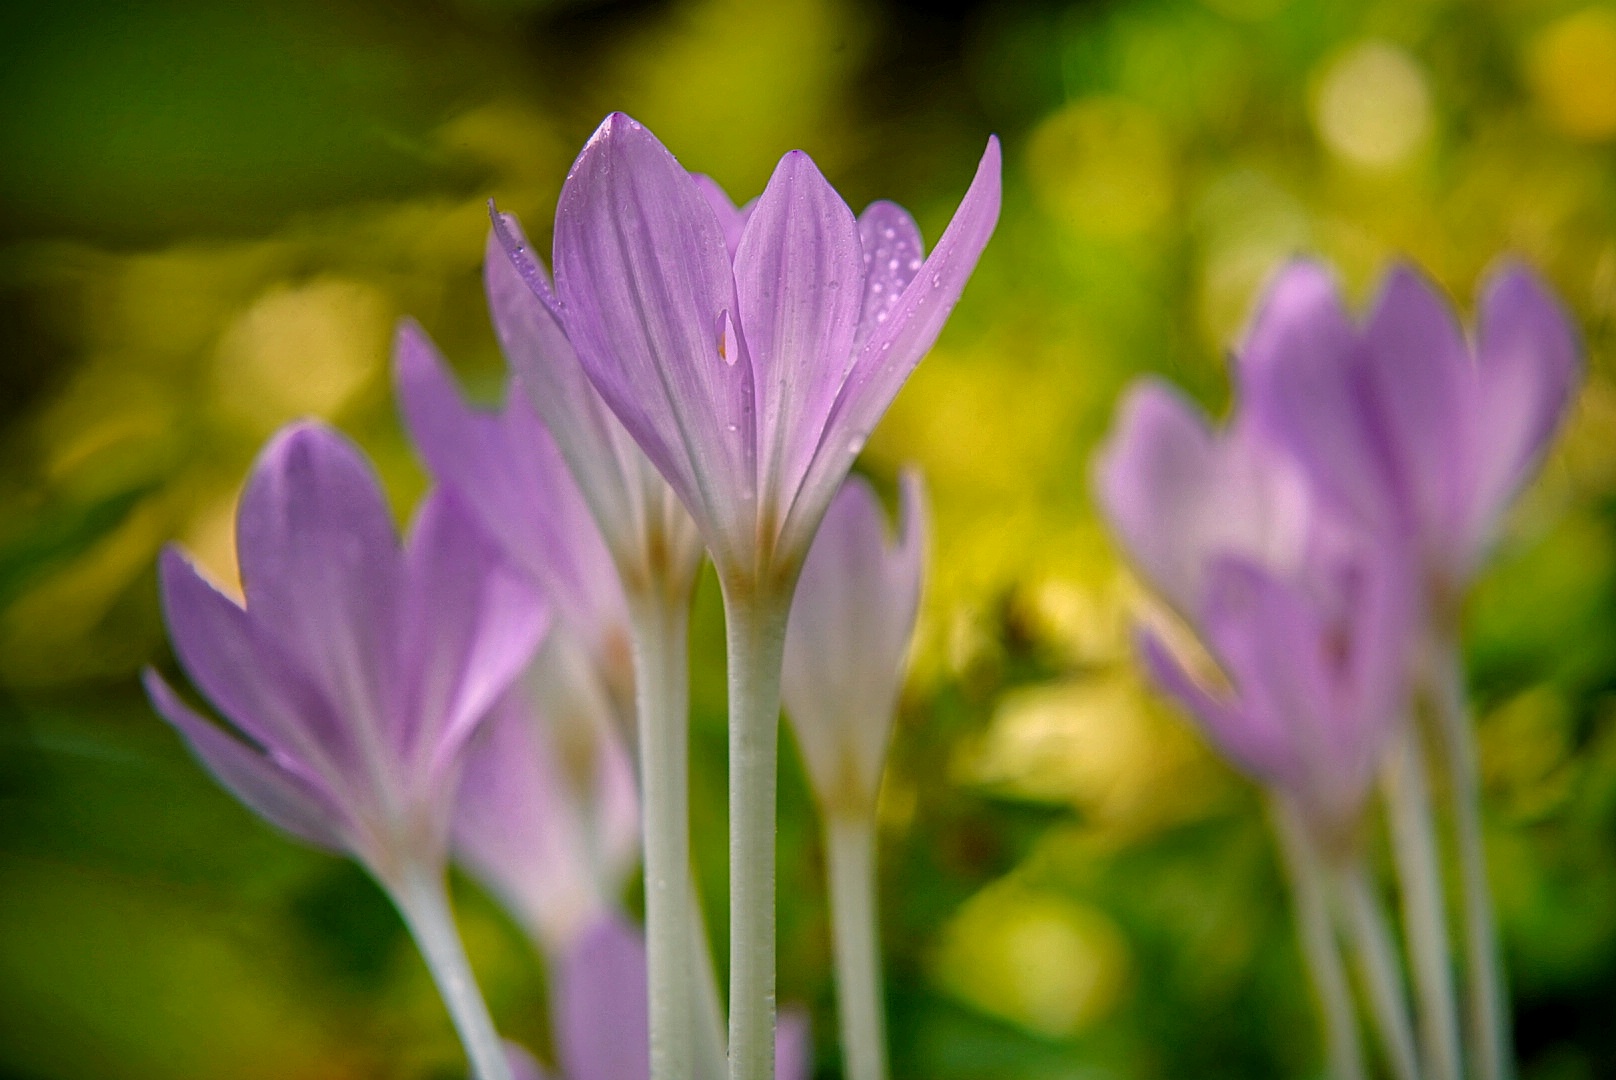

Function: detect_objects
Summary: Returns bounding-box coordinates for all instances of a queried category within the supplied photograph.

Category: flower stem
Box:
[1429,635,1512,1080]
[691,877,729,1080]
[1382,724,1463,1080]
[721,584,792,1080]
[825,812,888,1080]
[1338,862,1422,1080]
[628,587,702,1080]
[1272,798,1365,1080]
[390,867,514,1080]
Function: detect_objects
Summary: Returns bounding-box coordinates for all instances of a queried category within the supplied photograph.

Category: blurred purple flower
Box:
[1240,260,1582,604]
[143,420,549,887]
[782,471,926,816]
[394,323,641,952]
[1097,384,1417,836]
[536,915,811,1080]
[544,112,1000,577]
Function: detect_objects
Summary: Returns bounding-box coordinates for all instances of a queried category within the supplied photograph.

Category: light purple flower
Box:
[540,915,811,1080]
[1240,260,1582,600]
[394,323,642,951]
[484,217,704,596]
[143,421,549,885]
[782,471,926,815]
[1097,385,1416,835]
[542,113,1000,578]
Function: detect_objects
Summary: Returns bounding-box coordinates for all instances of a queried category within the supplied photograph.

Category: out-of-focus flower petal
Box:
[691,173,753,259]
[782,472,925,813]
[555,914,650,1080]
[394,319,626,658]
[553,112,755,556]
[234,423,401,749]
[735,150,864,517]
[143,668,348,851]
[158,545,356,786]
[854,201,925,353]
[774,1007,812,1080]
[1094,380,1311,615]
[398,489,550,780]
[1468,262,1583,555]
[785,136,1001,555]
[453,679,619,954]
[503,1041,550,1080]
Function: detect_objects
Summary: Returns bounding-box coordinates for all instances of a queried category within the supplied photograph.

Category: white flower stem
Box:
[1382,724,1463,1080]
[721,584,792,1080]
[1429,635,1512,1080]
[825,812,889,1080]
[1338,862,1422,1080]
[628,587,707,1080]
[1272,798,1365,1080]
[390,867,514,1080]
[691,877,730,1080]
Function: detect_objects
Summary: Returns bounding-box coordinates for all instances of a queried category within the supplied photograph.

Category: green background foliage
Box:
[2,0,1614,1076]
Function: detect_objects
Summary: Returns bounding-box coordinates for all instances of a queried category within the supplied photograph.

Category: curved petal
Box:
[1360,264,1475,548]
[1137,627,1283,785]
[1236,261,1394,536]
[487,215,652,556]
[398,489,550,778]
[394,319,627,655]
[144,668,348,852]
[1094,381,1311,615]
[235,422,402,751]
[854,201,925,352]
[552,113,755,556]
[158,546,358,790]
[734,149,864,522]
[556,913,650,1080]
[1467,261,1583,559]
[783,136,1001,556]
[691,173,753,259]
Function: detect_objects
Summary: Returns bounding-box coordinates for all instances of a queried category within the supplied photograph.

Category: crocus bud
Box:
[782,472,926,817]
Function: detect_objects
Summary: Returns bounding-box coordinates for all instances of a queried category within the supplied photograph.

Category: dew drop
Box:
[930,273,943,288]
[907,258,922,272]
[847,435,866,455]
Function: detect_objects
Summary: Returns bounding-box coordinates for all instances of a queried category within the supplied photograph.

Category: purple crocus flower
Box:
[1097,383,1417,837]
[782,471,926,817]
[544,112,1000,580]
[144,421,548,884]
[1240,260,1582,609]
[144,420,548,1080]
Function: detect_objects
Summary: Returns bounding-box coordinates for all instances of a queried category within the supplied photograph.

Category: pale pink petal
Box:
[774,1007,812,1080]
[555,914,650,1080]
[783,137,1001,556]
[734,149,864,523]
[691,173,753,259]
[854,202,925,352]
[552,113,755,555]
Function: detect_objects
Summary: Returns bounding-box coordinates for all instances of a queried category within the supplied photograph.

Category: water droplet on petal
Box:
[931,273,943,288]
[907,258,922,272]
[847,435,866,455]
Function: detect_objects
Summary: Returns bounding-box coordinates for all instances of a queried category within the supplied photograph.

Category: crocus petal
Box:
[1467,262,1583,559]
[854,201,925,352]
[1094,381,1311,616]
[394,319,626,655]
[553,113,756,554]
[1236,261,1385,530]
[555,913,650,1080]
[734,149,864,518]
[234,422,401,751]
[775,1007,812,1080]
[691,173,752,258]
[487,217,650,555]
[783,136,1001,555]
[783,472,923,809]
[398,489,550,778]
[453,682,615,953]
[144,668,347,852]
[1137,628,1286,785]
[1358,264,1475,546]
[158,546,358,790]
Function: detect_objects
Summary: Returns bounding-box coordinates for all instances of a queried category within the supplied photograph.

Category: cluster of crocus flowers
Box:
[146,111,992,1080]
[1098,260,1581,1080]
